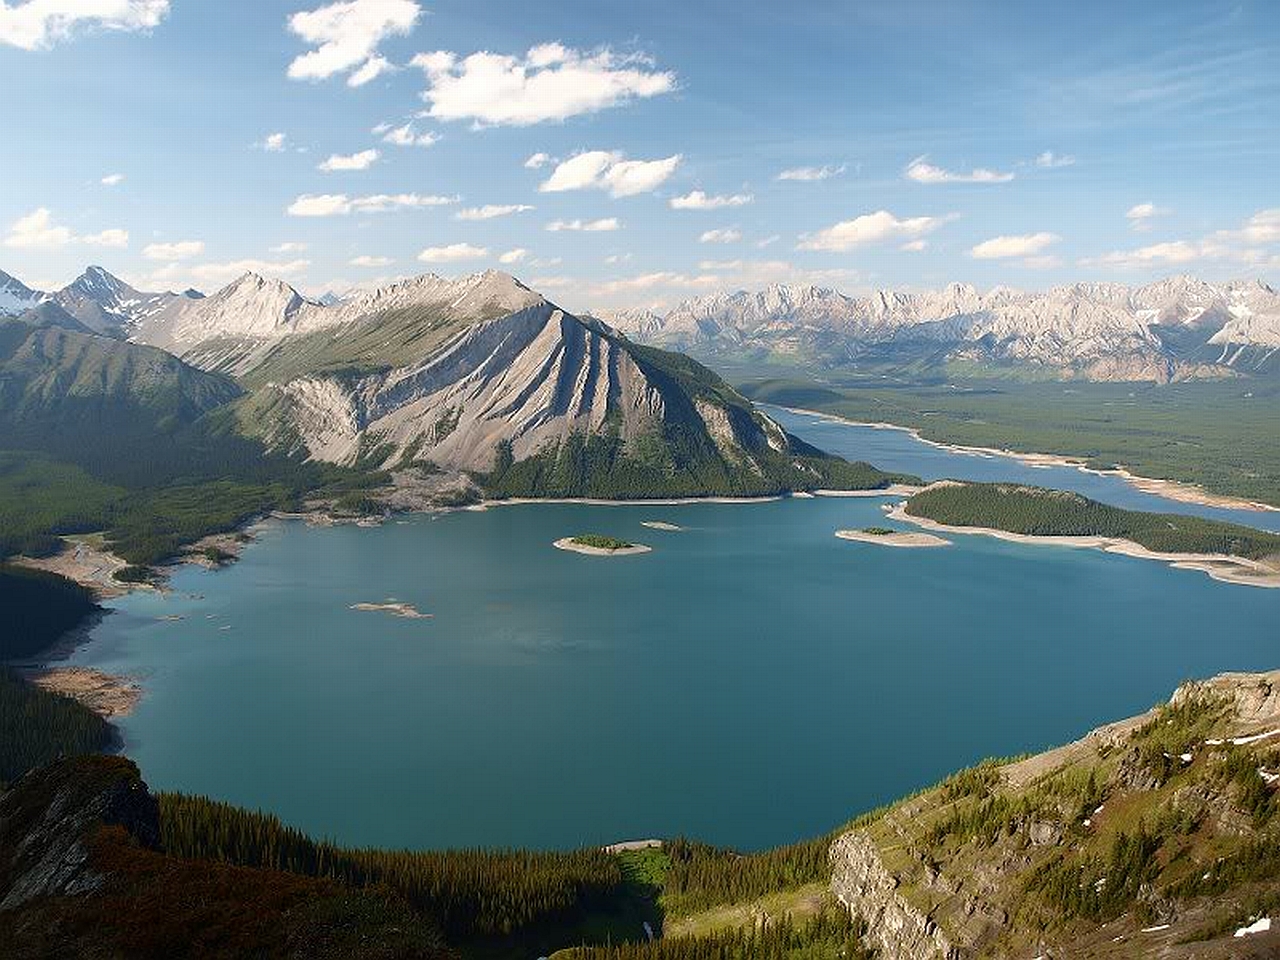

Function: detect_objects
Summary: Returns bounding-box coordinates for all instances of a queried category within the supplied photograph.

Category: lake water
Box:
[70,408,1280,852]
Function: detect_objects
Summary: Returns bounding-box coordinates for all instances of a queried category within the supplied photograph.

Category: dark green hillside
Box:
[0,320,377,564]
[906,481,1280,560]
[0,671,115,786]
[0,565,99,661]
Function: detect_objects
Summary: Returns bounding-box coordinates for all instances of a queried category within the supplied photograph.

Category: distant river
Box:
[70,410,1280,851]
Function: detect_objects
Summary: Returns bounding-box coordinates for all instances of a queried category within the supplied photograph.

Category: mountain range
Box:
[0,265,897,510]
[594,276,1280,381]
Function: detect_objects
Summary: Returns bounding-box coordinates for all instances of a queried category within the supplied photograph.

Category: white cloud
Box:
[455,204,534,221]
[900,239,927,252]
[604,253,631,265]
[699,228,741,244]
[82,228,129,248]
[350,254,393,267]
[381,122,437,147]
[595,271,719,295]
[258,132,287,152]
[530,275,573,288]
[1035,151,1075,168]
[546,218,619,232]
[969,232,1059,259]
[3,207,127,250]
[1092,240,1201,267]
[669,190,752,210]
[756,234,780,249]
[100,172,125,186]
[1089,209,1280,268]
[287,0,420,86]
[904,156,1013,184]
[270,241,308,253]
[798,210,951,251]
[1125,202,1171,232]
[524,151,552,169]
[318,148,379,171]
[0,0,168,50]
[777,164,845,182]
[144,258,311,291]
[347,53,392,86]
[418,242,489,263]
[143,240,205,261]
[498,248,528,264]
[539,150,680,198]
[413,43,675,126]
[287,192,459,216]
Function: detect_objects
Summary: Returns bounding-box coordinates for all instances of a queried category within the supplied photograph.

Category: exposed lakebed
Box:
[66,407,1280,851]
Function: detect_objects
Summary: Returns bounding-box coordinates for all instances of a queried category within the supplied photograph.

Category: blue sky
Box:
[1,0,1277,310]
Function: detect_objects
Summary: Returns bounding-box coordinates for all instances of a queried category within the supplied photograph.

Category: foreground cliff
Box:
[829,670,1280,958]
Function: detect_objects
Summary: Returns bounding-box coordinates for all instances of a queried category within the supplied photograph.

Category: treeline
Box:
[0,670,114,785]
[0,565,98,661]
[562,907,871,960]
[906,482,1280,560]
[484,428,913,501]
[660,836,832,917]
[158,792,625,942]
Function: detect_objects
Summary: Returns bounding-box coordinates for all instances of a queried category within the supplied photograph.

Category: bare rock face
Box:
[0,755,159,910]
[829,831,960,960]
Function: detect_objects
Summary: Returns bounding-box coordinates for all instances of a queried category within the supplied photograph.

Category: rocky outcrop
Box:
[830,831,958,960]
[0,755,159,910]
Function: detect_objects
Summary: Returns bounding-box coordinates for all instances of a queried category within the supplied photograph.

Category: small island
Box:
[553,535,653,556]
[350,600,433,619]
[641,521,683,531]
[835,526,951,548]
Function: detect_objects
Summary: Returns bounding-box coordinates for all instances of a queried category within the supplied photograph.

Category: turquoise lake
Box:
[70,408,1280,851]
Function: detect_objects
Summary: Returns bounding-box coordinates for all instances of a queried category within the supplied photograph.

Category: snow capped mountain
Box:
[50,266,176,335]
[623,276,1280,381]
[0,270,44,317]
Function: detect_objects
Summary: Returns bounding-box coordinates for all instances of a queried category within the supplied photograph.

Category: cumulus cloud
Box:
[413,43,675,126]
[524,151,552,169]
[287,192,459,216]
[318,148,379,171]
[82,228,129,248]
[699,228,741,244]
[669,190,752,210]
[1086,209,1280,268]
[138,258,311,292]
[100,173,125,186]
[539,150,680,198]
[904,156,1013,184]
[798,210,951,251]
[350,254,393,267]
[0,0,169,50]
[270,241,308,253]
[777,164,845,182]
[287,0,419,86]
[143,240,205,261]
[3,207,127,250]
[498,248,528,264]
[455,204,534,221]
[380,122,437,147]
[418,242,488,263]
[900,239,927,252]
[969,232,1059,259]
[1125,202,1171,232]
[546,218,620,232]
[1035,151,1075,168]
